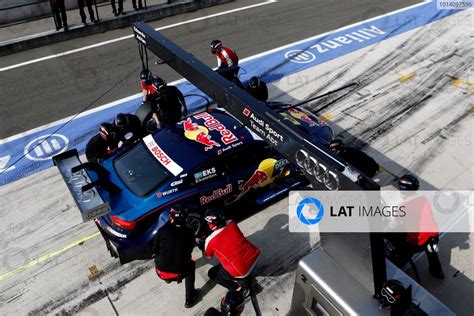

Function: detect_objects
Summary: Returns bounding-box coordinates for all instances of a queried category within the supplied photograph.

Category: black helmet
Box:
[140,68,152,85]
[220,290,245,316]
[152,77,167,94]
[248,76,261,90]
[204,209,226,230]
[115,113,129,129]
[210,39,222,54]
[169,205,188,224]
[99,122,115,141]
[379,279,405,308]
[329,139,344,153]
[398,174,419,191]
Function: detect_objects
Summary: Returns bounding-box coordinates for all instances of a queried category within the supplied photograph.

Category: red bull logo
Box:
[239,170,269,194]
[200,184,233,205]
[182,118,220,151]
[288,108,317,127]
[235,158,281,201]
[194,112,238,145]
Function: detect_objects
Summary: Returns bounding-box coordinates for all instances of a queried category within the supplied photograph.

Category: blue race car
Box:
[54,105,333,264]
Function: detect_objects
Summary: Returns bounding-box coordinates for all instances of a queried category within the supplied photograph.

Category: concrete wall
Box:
[0,0,107,25]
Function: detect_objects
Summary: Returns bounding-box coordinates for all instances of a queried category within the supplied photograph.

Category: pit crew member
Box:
[210,40,240,82]
[203,210,260,291]
[114,113,143,145]
[246,76,268,102]
[85,122,119,162]
[387,175,444,279]
[153,206,198,308]
[329,139,379,178]
[149,77,187,128]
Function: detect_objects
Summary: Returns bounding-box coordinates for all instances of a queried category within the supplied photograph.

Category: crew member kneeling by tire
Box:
[203,210,260,292]
[153,206,198,308]
[85,122,119,163]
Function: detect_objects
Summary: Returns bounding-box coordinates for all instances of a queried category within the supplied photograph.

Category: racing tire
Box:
[186,212,209,238]
[135,101,155,129]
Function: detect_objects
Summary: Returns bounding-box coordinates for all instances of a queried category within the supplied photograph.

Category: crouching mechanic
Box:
[329,139,379,178]
[85,122,119,163]
[204,210,260,292]
[246,76,268,102]
[153,206,198,308]
[387,175,444,279]
[114,113,143,145]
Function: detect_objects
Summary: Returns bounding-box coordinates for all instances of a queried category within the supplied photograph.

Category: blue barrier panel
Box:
[0,1,462,186]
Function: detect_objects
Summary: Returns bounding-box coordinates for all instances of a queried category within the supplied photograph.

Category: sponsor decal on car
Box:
[288,108,327,127]
[193,112,239,145]
[144,135,183,176]
[200,184,233,205]
[219,141,244,155]
[235,158,290,201]
[156,188,178,198]
[171,179,184,187]
[194,167,217,183]
[106,226,128,239]
[280,112,301,125]
[182,118,220,151]
[287,108,319,126]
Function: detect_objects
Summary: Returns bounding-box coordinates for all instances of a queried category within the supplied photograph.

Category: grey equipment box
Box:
[290,247,455,315]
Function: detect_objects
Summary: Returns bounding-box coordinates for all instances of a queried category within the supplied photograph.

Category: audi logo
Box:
[295,149,340,190]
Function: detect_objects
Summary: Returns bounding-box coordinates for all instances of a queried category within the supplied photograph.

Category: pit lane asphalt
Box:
[0,0,420,140]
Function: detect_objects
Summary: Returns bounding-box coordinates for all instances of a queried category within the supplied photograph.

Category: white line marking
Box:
[0,0,428,144]
[0,0,277,73]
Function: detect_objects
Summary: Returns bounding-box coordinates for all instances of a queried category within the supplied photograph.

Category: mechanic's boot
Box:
[207,265,220,280]
[429,267,445,280]
[185,290,198,308]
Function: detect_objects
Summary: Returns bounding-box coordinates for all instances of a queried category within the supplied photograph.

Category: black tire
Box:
[135,101,155,127]
[186,212,209,238]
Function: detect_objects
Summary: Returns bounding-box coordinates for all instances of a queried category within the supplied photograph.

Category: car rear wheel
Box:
[186,212,209,238]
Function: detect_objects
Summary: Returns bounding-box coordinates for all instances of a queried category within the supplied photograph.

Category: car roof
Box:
[148,109,258,174]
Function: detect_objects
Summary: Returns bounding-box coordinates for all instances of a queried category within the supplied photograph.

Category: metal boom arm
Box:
[133,22,377,192]
[132,22,385,295]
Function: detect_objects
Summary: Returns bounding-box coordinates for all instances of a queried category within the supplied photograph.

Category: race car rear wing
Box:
[53,149,112,222]
[132,22,385,296]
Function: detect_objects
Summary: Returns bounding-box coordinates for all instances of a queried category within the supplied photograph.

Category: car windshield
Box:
[114,143,171,197]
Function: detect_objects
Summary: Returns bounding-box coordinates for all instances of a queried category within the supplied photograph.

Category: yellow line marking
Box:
[451,79,474,94]
[0,231,100,281]
[398,72,416,83]
[379,164,399,178]
[320,114,333,120]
